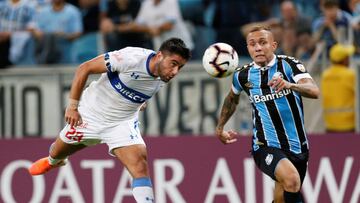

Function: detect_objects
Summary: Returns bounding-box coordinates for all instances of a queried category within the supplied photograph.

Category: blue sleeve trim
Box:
[232,71,242,92]
[146,52,156,77]
[104,53,111,72]
[132,177,153,188]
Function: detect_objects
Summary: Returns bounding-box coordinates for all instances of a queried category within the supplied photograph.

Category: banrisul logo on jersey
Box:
[250,89,292,103]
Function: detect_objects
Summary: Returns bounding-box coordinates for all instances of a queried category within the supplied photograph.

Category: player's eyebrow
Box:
[259,37,267,41]
[171,59,180,65]
[247,37,267,43]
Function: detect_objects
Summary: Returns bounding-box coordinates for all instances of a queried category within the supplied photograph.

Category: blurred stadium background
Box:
[1,0,360,202]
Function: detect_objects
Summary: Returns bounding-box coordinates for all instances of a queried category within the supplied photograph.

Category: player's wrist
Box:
[215,125,224,134]
[68,99,79,110]
[287,82,295,90]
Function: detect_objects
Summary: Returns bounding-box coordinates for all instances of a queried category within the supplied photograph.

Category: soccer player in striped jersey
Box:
[216,26,320,203]
[28,38,191,203]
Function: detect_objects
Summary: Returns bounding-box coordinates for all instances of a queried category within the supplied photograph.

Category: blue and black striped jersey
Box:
[232,55,312,154]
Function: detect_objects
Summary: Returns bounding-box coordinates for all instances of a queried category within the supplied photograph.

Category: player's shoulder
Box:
[235,62,253,73]
[115,47,154,60]
[120,46,154,54]
[277,55,302,65]
[277,55,308,74]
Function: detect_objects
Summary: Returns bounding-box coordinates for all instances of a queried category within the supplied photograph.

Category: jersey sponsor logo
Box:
[250,89,292,103]
[108,72,151,103]
[245,81,254,88]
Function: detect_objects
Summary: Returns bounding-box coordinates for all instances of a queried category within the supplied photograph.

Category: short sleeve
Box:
[282,56,312,83]
[104,48,136,72]
[231,71,242,95]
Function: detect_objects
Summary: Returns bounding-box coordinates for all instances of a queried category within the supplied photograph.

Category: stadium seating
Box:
[71,32,101,64]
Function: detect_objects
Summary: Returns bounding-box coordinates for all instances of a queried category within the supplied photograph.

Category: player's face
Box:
[157,53,187,82]
[246,30,277,67]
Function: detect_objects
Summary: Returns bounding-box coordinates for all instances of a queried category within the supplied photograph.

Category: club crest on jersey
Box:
[272,72,283,79]
[265,153,273,165]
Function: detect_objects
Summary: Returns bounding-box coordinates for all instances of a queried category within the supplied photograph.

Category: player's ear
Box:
[272,41,278,50]
[157,51,164,60]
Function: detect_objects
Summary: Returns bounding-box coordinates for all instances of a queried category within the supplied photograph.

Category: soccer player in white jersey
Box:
[28,38,191,203]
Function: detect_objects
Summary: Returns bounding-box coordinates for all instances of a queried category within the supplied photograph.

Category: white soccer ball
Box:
[202,42,239,78]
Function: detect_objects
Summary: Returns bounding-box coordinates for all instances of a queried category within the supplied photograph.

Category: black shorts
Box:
[252,147,309,183]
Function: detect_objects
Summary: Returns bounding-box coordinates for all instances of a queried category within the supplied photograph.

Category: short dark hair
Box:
[159,38,191,61]
[323,0,339,8]
[248,25,272,34]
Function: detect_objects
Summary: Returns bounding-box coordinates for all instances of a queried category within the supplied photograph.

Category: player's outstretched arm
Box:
[65,55,108,127]
[268,77,320,99]
[216,90,240,144]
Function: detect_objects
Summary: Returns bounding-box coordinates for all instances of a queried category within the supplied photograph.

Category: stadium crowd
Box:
[0,0,358,132]
[0,0,359,67]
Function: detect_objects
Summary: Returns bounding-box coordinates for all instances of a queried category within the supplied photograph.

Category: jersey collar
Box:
[253,54,276,70]
[146,52,156,77]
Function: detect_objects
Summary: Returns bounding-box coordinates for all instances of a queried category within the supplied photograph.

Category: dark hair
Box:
[248,25,272,34]
[323,0,339,8]
[159,38,191,61]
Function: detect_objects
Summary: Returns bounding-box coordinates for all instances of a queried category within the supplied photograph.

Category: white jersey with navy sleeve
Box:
[80,47,165,123]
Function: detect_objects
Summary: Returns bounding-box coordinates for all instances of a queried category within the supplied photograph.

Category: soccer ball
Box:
[202,43,239,78]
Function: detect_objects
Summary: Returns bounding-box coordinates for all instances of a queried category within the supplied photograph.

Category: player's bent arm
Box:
[65,55,108,127]
[216,90,240,144]
[289,78,320,99]
[69,55,108,101]
[216,90,240,132]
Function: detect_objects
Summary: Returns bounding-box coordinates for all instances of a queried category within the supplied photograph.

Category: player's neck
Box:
[149,56,159,77]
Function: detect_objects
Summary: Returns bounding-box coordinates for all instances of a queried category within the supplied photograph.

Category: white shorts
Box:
[59,106,145,156]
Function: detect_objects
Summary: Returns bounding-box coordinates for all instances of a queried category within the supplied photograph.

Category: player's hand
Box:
[268,77,291,93]
[65,108,83,127]
[215,128,238,144]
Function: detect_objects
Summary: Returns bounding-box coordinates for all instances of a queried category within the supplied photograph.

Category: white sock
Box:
[48,143,67,166]
[48,156,67,166]
[132,177,154,203]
